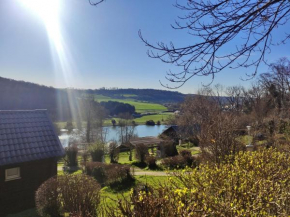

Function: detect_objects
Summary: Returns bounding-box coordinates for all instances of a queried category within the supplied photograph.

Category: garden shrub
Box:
[179,149,191,157]
[161,155,187,169]
[85,162,133,185]
[36,174,101,217]
[145,155,157,169]
[89,143,105,162]
[86,162,107,184]
[35,177,62,217]
[135,143,149,163]
[162,142,178,157]
[106,149,290,216]
[65,145,78,167]
[59,175,101,217]
[145,120,155,126]
[179,149,196,167]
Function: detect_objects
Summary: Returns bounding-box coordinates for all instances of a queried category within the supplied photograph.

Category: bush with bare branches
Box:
[36,174,101,217]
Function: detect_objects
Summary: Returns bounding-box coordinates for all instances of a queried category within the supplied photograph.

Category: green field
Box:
[134,113,172,124]
[56,112,172,128]
[95,94,167,113]
[55,94,171,128]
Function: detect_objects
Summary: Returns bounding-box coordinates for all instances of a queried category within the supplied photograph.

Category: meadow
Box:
[95,94,167,113]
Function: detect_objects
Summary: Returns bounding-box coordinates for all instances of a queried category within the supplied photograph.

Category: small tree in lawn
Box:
[65,145,78,167]
[135,143,149,164]
[65,121,74,134]
[89,141,105,162]
[108,141,119,163]
[111,119,116,126]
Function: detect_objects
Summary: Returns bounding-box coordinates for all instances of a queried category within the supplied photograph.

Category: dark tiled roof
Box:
[162,125,179,134]
[0,110,65,166]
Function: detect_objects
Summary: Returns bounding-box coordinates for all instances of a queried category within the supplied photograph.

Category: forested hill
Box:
[0,77,79,121]
[0,77,186,120]
[87,88,186,103]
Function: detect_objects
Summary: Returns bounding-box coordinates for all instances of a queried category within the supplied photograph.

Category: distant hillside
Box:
[0,77,229,121]
[0,77,185,121]
[87,88,186,103]
[0,77,79,121]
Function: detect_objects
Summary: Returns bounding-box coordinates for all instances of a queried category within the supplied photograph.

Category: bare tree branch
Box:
[139,0,290,88]
[89,0,105,6]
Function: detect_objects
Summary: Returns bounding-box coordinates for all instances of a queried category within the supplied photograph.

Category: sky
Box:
[0,0,290,94]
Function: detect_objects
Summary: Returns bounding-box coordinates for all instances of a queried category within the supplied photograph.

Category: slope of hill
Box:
[0,77,78,121]
[0,77,184,121]
[87,88,186,103]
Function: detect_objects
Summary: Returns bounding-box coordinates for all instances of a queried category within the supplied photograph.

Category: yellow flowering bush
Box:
[105,149,290,216]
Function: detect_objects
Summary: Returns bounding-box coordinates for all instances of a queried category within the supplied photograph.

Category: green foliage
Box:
[36,175,101,217]
[111,119,116,126]
[145,120,155,126]
[106,149,290,216]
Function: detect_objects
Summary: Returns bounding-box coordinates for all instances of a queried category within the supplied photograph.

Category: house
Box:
[161,125,200,146]
[0,110,65,216]
[161,125,179,140]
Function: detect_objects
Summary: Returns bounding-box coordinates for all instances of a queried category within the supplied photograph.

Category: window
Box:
[5,167,20,181]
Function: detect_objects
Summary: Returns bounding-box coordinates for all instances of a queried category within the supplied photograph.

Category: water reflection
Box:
[58,125,168,147]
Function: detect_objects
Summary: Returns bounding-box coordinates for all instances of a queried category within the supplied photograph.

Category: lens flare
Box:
[19,0,81,122]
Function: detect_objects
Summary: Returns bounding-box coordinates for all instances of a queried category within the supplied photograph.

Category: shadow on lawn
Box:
[109,177,136,192]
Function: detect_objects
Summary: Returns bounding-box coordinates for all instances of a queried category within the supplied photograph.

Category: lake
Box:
[59,125,168,147]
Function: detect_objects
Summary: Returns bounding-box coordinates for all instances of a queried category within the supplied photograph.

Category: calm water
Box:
[59,125,168,147]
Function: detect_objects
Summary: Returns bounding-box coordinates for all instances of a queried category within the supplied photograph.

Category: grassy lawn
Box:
[133,113,172,124]
[101,175,169,208]
[95,95,167,113]
[104,150,134,164]
[177,144,200,155]
[237,135,253,145]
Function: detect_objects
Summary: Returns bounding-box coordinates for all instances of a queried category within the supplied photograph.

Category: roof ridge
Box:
[0,109,47,113]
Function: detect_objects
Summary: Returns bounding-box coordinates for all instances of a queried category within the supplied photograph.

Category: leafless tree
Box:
[108,141,119,163]
[243,83,272,125]
[138,0,290,88]
[80,96,107,144]
[259,58,290,115]
[178,90,244,164]
[117,113,137,161]
[225,85,246,112]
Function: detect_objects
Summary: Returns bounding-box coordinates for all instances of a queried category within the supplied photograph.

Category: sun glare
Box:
[19,0,82,122]
[19,0,62,51]
[19,0,59,25]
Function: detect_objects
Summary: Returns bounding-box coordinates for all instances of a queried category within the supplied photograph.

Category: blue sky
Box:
[0,0,289,94]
